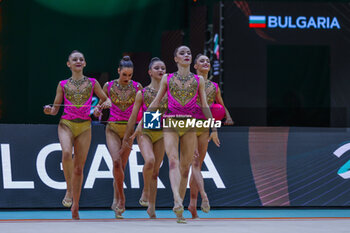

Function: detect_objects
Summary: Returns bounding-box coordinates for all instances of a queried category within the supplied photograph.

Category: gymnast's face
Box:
[149,61,166,81]
[67,52,86,72]
[194,55,211,74]
[174,46,192,66]
[118,67,133,85]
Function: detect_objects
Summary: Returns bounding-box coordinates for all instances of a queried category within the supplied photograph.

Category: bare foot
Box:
[147,206,156,219]
[71,205,80,220]
[188,204,199,219]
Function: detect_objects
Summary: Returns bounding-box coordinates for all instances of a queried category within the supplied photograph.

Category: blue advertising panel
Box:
[1,124,350,208]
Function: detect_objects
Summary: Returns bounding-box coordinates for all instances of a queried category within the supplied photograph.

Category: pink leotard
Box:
[166,73,200,118]
[141,86,168,113]
[60,77,96,121]
[108,80,141,122]
[195,80,219,119]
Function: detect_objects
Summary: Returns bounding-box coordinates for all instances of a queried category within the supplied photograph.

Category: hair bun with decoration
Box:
[122,56,131,61]
[119,55,133,69]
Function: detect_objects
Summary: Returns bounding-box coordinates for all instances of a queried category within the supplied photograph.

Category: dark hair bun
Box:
[148,57,165,70]
[68,50,84,60]
[151,57,160,62]
[71,50,81,54]
[122,56,131,61]
[119,55,134,69]
[194,53,205,64]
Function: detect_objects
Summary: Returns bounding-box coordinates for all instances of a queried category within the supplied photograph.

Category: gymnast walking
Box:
[188,54,234,219]
[43,50,111,219]
[122,57,167,218]
[96,56,142,219]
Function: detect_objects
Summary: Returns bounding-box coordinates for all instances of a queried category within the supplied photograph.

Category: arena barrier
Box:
[0,124,349,208]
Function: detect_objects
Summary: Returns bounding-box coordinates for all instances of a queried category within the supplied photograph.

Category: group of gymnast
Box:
[43,45,233,223]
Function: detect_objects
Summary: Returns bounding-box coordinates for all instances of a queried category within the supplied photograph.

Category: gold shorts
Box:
[163,118,194,137]
[107,122,128,139]
[196,119,209,137]
[142,129,163,144]
[59,119,91,138]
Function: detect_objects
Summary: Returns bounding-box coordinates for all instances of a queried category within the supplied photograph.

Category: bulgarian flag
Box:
[249,15,266,28]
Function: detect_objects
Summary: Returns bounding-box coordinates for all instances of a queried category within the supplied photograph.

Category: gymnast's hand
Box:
[209,131,220,147]
[43,105,53,115]
[194,149,200,158]
[130,125,142,141]
[100,98,112,109]
[224,117,234,125]
[120,137,133,154]
[93,106,102,118]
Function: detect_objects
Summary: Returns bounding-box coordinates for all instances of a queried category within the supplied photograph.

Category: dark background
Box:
[223,1,350,127]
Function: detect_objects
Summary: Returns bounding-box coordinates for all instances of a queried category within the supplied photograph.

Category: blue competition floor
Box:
[1,209,350,220]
